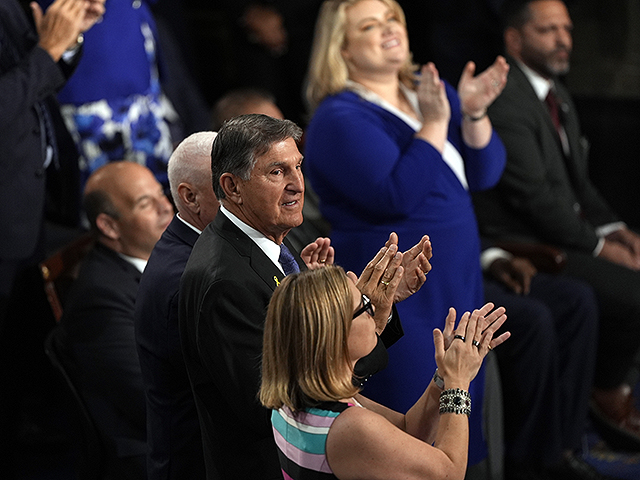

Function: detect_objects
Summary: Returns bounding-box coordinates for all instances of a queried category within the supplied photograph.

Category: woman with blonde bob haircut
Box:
[303,0,510,469]
[260,265,509,480]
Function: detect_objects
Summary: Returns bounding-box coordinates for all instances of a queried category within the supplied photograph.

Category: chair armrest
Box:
[494,242,567,274]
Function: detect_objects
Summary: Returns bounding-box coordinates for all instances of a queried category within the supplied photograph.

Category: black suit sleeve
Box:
[195,278,272,434]
[379,304,403,348]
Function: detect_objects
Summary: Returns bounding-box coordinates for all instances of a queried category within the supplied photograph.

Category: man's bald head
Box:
[83,162,173,260]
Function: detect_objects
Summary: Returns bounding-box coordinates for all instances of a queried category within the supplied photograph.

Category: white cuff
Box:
[480,247,513,272]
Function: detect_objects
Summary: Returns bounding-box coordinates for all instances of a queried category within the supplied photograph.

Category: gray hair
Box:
[211,114,303,201]
[168,131,218,206]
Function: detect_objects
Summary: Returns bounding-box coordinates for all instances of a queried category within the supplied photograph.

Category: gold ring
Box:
[319,259,326,263]
[380,280,390,286]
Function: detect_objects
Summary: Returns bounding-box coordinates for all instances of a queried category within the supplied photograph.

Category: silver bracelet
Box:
[439,388,471,416]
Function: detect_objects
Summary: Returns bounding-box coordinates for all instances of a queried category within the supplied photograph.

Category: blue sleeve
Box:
[445,83,507,193]
[305,97,451,221]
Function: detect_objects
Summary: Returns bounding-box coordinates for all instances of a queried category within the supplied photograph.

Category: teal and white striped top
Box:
[271,401,356,480]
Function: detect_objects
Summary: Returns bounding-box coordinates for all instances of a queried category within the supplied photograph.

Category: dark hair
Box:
[500,0,536,30]
[211,88,278,130]
[83,190,120,233]
[211,114,303,200]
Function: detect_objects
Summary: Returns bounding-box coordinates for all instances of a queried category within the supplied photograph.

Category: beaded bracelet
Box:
[439,388,471,416]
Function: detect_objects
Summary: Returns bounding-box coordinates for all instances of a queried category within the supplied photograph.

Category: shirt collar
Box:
[219,205,284,273]
[517,59,553,101]
[176,212,202,234]
[118,252,147,273]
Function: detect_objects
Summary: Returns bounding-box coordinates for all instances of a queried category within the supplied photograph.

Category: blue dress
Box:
[304,84,506,465]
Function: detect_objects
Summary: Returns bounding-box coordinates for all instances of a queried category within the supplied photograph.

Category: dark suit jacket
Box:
[57,242,146,477]
[473,57,619,253]
[179,212,296,479]
[134,215,206,480]
[0,0,80,261]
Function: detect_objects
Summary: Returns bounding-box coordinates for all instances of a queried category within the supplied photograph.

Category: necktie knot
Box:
[279,243,300,276]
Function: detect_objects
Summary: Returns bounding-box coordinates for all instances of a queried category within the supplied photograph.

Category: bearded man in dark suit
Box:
[474,0,640,454]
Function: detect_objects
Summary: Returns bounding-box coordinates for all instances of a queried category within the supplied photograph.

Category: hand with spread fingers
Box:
[457,55,509,120]
[434,303,509,388]
[385,232,432,303]
[301,237,334,270]
[350,244,404,334]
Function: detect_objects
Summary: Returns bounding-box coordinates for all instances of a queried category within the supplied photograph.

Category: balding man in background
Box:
[54,161,173,478]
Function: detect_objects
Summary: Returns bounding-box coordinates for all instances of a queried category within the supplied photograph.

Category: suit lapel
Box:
[510,62,561,149]
[213,214,287,291]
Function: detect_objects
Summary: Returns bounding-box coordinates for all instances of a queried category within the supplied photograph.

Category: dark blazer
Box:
[179,212,404,479]
[473,57,619,253]
[57,242,146,478]
[179,212,296,479]
[0,0,80,261]
[134,215,206,480]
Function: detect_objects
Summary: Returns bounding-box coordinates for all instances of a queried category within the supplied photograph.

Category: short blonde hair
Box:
[306,0,418,110]
[260,266,360,411]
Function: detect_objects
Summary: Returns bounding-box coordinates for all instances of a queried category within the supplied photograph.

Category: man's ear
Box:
[95,212,120,240]
[220,173,243,205]
[504,27,521,58]
[177,183,199,212]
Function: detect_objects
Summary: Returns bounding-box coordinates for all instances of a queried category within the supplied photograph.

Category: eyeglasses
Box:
[352,294,375,319]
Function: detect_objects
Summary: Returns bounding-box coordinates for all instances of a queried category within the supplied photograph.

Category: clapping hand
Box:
[349,244,403,334]
[385,232,432,302]
[457,56,509,119]
[301,237,334,270]
[434,303,509,386]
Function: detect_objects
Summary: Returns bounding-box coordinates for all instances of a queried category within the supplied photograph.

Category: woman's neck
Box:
[350,74,417,119]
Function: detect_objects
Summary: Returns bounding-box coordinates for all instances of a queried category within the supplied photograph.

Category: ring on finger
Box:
[319,259,326,263]
[472,340,480,348]
[453,334,465,342]
[380,280,390,286]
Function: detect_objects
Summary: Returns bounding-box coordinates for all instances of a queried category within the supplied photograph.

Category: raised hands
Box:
[32,0,106,61]
[457,55,509,120]
[434,302,509,388]
[301,237,335,270]
[385,232,432,302]
[348,244,403,334]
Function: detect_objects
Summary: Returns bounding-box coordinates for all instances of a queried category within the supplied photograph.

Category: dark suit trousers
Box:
[563,249,640,389]
[484,273,598,467]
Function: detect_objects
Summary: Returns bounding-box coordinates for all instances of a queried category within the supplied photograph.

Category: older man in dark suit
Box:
[474,0,640,453]
[54,161,173,478]
[179,114,431,479]
[134,131,219,480]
